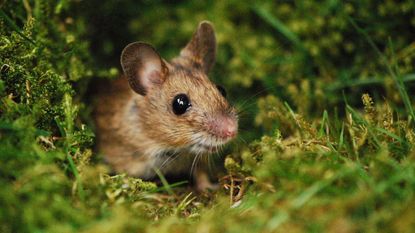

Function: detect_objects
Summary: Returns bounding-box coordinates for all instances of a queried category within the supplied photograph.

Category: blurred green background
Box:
[1,0,415,232]
[80,0,415,139]
[80,0,415,105]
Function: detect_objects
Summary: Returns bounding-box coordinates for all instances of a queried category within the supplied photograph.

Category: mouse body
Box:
[94,21,238,190]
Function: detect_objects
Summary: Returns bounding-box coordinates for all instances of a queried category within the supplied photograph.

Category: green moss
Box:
[1,1,415,232]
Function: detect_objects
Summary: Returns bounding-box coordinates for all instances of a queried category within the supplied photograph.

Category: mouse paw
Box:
[195,170,218,192]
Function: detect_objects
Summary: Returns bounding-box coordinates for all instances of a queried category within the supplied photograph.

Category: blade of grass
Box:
[375,167,413,194]
[388,38,414,125]
[291,165,356,209]
[318,110,329,138]
[374,127,404,143]
[339,122,345,149]
[327,73,415,91]
[346,105,381,148]
[0,9,36,45]
[54,116,85,201]
[265,211,290,231]
[283,101,302,132]
[150,180,188,193]
[252,5,307,53]
[66,151,85,202]
[154,168,174,196]
[175,192,196,215]
[347,16,415,123]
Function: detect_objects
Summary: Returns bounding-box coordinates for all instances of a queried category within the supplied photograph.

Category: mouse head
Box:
[121,21,238,153]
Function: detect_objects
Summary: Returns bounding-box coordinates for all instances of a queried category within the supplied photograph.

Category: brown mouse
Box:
[94,21,238,190]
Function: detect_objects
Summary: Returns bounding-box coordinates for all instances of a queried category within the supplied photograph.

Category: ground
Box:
[1,1,415,232]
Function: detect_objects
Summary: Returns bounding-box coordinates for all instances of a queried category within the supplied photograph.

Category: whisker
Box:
[159,150,181,171]
[236,87,273,110]
[190,152,200,178]
[236,136,248,144]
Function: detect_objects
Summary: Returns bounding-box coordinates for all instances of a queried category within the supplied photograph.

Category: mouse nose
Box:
[222,117,237,138]
[207,116,238,139]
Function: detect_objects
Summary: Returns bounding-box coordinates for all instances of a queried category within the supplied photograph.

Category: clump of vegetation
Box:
[1,1,415,232]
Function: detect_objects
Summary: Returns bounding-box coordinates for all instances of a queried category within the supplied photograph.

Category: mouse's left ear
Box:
[121,42,169,96]
[177,21,216,74]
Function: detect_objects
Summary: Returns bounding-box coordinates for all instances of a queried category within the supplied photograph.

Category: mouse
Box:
[94,21,238,191]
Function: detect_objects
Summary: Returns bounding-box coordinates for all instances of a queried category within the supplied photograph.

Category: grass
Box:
[1,1,415,233]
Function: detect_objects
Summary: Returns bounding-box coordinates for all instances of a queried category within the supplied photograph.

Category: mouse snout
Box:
[206,115,238,139]
[222,117,238,138]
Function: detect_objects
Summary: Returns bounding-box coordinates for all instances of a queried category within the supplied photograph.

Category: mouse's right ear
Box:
[121,42,169,95]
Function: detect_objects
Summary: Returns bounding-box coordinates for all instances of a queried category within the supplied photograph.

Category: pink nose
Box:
[207,116,238,139]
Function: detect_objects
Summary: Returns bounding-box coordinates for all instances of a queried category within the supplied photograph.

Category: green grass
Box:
[1,1,415,232]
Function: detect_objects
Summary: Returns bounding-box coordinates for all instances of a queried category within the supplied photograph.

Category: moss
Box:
[1,1,415,232]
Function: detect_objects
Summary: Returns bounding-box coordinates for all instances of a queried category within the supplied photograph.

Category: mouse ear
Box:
[120,42,169,95]
[177,21,216,74]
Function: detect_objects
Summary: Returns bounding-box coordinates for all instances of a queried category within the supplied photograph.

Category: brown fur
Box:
[94,21,237,188]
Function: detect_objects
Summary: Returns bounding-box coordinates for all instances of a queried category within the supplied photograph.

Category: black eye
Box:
[172,94,191,115]
[216,85,227,98]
